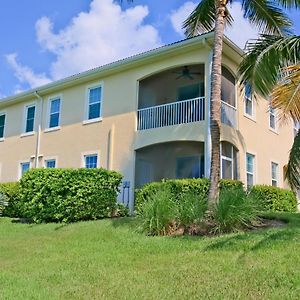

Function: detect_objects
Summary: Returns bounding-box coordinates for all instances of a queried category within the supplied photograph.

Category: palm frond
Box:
[285,130,300,191]
[238,34,300,97]
[275,0,300,9]
[242,0,292,36]
[271,64,300,122]
[183,0,233,38]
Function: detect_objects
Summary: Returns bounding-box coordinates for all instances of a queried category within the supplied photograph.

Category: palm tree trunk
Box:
[208,0,227,204]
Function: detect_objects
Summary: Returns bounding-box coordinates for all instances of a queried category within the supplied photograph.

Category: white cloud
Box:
[169,1,259,49]
[36,0,162,80]
[170,2,197,37]
[226,2,259,49]
[6,0,162,89]
[5,53,51,89]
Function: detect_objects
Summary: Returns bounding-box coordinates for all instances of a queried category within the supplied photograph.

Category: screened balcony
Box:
[137,64,205,130]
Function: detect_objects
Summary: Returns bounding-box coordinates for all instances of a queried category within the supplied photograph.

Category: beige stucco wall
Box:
[0,40,294,207]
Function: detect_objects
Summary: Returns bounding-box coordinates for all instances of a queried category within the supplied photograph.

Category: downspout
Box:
[34,91,43,168]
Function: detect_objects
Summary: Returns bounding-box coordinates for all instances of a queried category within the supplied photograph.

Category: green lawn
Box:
[1,213,300,300]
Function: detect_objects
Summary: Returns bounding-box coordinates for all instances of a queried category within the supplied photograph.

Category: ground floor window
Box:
[271,162,279,187]
[246,153,255,188]
[45,159,56,168]
[176,155,203,179]
[221,142,238,180]
[85,154,98,168]
[20,162,30,177]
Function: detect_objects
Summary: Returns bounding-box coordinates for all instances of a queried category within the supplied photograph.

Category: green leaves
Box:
[285,131,300,191]
[242,0,292,36]
[238,34,300,97]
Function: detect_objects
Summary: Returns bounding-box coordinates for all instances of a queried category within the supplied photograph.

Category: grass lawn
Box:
[1,213,300,300]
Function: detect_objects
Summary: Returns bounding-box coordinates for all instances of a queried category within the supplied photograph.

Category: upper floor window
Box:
[45,159,56,168]
[20,162,30,177]
[85,154,98,168]
[246,153,255,188]
[271,162,279,187]
[87,85,102,120]
[221,142,238,180]
[294,121,300,138]
[269,106,277,131]
[221,66,236,107]
[24,104,36,133]
[48,97,61,128]
[0,113,6,139]
[244,83,253,117]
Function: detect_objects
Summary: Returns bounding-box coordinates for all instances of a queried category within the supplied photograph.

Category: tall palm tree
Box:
[184,0,297,204]
[238,34,300,190]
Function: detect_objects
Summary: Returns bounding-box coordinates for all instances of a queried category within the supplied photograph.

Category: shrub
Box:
[249,185,297,212]
[219,179,244,192]
[18,168,123,223]
[0,182,21,217]
[136,178,210,214]
[140,187,177,236]
[213,188,260,233]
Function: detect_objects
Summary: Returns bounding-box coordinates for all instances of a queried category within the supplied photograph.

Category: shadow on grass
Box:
[109,217,141,231]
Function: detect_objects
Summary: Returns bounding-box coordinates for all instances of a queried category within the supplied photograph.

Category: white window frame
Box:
[19,160,31,179]
[269,105,277,133]
[0,111,6,141]
[220,143,234,180]
[271,161,279,187]
[244,83,255,121]
[44,157,57,168]
[83,82,103,124]
[45,95,62,132]
[246,152,255,188]
[22,102,36,136]
[81,151,100,168]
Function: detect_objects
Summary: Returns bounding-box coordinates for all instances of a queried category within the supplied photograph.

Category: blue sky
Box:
[0,0,299,98]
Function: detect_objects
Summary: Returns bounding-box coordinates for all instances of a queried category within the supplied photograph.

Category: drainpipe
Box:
[34,91,43,168]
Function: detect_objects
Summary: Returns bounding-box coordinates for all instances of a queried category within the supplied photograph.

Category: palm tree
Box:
[238,34,300,190]
[183,0,298,204]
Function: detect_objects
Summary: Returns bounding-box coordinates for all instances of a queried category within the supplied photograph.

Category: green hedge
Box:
[249,185,297,212]
[18,168,123,223]
[135,178,244,214]
[0,182,20,217]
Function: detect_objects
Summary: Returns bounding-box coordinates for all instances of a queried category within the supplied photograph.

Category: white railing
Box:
[221,101,237,128]
[137,97,205,130]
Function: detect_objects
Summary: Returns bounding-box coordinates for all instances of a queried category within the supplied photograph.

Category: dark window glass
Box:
[26,106,35,132]
[0,114,5,138]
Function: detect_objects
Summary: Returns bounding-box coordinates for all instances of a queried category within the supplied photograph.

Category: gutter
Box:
[34,91,43,168]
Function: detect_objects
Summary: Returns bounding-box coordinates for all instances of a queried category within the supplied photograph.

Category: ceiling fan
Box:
[173,66,202,80]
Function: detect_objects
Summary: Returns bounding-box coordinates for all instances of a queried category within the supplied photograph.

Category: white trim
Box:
[44,156,58,168]
[271,160,279,187]
[82,117,102,125]
[245,152,256,187]
[46,94,62,130]
[44,126,61,133]
[0,110,6,140]
[81,150,100,168]
[22,102,37,134]
[269,106,278,133]
[84,82,104,122]
[18,160,32,180]
[20,131,35,138]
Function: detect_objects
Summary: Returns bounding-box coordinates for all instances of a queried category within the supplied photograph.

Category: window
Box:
[0,113,6,139]
[271,162,279,187]
[45,159,56,168]
[269,106,276,130]
[20,162,30,177]
[87,86,102,120]
[48,98,61,128]
[221,142,238,180]
[246,153,255,188]
[221,66,236,107]
[244,83,253,117]
[85,154,98,168]
[24,105,36,133]
[176,156,202,179]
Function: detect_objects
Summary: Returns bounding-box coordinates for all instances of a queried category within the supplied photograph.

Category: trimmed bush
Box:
[18,168,123,223]
[219,179,244,191]
[213,188,260,233]
[0,182,20,217]
[249,185,297,212]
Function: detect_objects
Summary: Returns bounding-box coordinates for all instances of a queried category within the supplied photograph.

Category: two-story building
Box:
[0,32,295,209]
